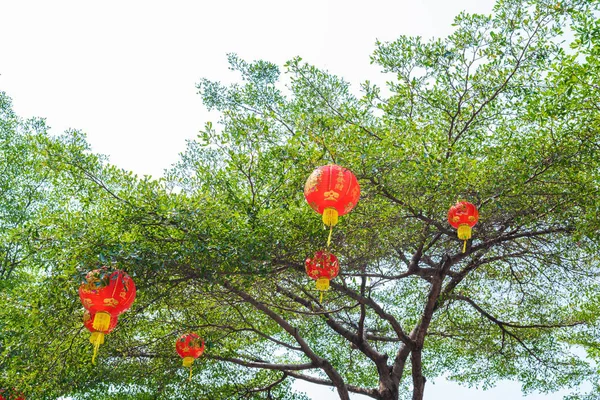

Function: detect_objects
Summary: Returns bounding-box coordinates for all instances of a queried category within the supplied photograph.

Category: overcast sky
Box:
[0,0,586,398]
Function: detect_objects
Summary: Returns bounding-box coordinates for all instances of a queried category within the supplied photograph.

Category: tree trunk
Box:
[411,349,426,400]
[380,387,398,400]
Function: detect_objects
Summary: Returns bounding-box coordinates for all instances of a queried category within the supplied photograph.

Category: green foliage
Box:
[1,0,600,399]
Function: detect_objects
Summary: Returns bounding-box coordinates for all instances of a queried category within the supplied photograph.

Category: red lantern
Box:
[83,310,118,364]
[448,201,479,253]
[176,333,205,380]
[304,164,360,246]
[305,250,340,302]
[78,266,136,333]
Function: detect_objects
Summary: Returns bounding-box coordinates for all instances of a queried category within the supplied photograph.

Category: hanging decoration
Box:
[78,266,136,364]
[447,201,479,253]
[305,250,340,302]
[83,310,118,364]
[78,266,136,332]
[304,164,360,246]
[176,333,205,381]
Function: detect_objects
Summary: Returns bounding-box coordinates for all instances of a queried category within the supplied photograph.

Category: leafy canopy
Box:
[1,0,600,399]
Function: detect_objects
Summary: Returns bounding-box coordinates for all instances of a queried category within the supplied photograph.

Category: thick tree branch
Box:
[275,283,395,396]
[330,281,412,347]
[223,281,351,400]
[357,270,367,341]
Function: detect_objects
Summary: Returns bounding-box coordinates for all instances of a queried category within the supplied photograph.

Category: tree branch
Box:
[285,371,381,399]
[330,281,412,347]
[223,281,351,400]
[208,355,315,371]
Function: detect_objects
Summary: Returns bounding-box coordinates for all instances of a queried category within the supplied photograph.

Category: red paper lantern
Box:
[448,201,479,253]
[176,333,205,379]
[304,164,360,245]
[78,266,136,333]
[83,310,118,364]
[305,250,340,301]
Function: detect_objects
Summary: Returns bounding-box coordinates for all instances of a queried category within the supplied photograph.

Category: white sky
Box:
[0,0,587,398]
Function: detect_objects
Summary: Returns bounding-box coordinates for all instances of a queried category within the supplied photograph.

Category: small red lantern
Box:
[305,250,340,302]
[78,266,136,333]
[448,201,479,253]
[176,333,205,380]
[83,310,118,364]
[304,164,360,246]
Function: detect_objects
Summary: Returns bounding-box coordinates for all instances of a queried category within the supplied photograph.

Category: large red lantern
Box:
[305,250,340,302]
[78,266,136,332]
[176,333,205,380]
[448,201,479,253]
[304,164,360,246]
[83,310,118,364]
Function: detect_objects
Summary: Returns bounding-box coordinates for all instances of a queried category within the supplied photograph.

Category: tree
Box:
[2,0,600,399]
[0,92,104,396]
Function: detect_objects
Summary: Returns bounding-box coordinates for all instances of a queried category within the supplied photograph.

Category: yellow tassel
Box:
[183,357,195,382]
[92,312,111,332]
[323,208,338,247]
[90,332,105,365]
[316,278,329,303]
[322,208,338,227]
[457,224,472,254]
[316,277,330,291]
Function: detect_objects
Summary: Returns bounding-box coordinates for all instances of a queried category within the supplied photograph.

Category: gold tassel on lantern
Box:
[316,277,330,303]
[322,208,338,247]
[89,332,105,365]
[183,357,195,381]
[457,224,472,253]
[92,312,111,332]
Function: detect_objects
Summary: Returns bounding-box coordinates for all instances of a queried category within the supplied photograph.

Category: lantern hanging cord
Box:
[319,291,324,303]
[462,240,467,253]
[189,366,193,382]
[327,225,333,247]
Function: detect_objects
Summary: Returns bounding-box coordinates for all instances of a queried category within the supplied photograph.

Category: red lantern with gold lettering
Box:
[448,201,479,253]
[83,310,118,364]
[304,164,360,246]
[305,250,340,302]
[176,333,205,380]
[78,266,136,334]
